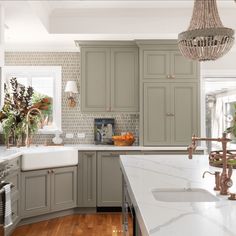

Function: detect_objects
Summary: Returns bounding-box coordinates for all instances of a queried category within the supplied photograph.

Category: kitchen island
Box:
[120,154,236,236]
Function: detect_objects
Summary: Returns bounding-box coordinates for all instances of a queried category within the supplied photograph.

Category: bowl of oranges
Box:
[112,132,135,146]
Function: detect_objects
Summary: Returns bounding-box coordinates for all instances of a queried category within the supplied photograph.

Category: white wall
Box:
[202,50,236,71]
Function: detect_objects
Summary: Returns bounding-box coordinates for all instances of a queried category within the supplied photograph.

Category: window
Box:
[1,66,62,134]
[204,77,236,151]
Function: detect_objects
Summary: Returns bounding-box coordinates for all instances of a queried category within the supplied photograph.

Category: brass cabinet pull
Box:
[171,75,175,79]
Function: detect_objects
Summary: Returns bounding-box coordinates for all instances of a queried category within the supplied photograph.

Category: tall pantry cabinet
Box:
[137,40,200,146]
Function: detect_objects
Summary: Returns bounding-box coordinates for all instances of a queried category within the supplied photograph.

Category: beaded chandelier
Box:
[178,0,234,61]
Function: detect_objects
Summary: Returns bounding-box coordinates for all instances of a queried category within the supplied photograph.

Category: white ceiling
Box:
[1,0,236,51]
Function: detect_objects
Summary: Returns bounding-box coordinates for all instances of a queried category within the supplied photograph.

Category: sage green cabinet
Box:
[143,50,198,80]
[21,166,77,218]
[97,152,123,207]
[170,83,198,145]
[143,82,199,146]
[78,152,97,207]
[111,48,139,112]
[21,169,50,218]
[51,167,77,212]
[81,48,110,112]
[144,83,171,145]
[143,50,169,79]
[80,43,139,112]
[170,51,198,79]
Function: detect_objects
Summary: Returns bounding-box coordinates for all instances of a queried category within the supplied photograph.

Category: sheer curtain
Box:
[211,96,224,149]
[212,96,224,137]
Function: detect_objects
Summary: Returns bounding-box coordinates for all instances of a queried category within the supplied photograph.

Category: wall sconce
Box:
[65,81,78,107]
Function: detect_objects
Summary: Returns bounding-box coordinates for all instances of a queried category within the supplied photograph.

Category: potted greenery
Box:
[225,103,236,138]
[0,78,41,147]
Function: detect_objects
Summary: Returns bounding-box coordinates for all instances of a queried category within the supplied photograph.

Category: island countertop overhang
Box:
[119,154,236,236]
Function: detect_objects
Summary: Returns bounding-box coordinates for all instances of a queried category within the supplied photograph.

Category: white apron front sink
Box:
[21,146,78,170]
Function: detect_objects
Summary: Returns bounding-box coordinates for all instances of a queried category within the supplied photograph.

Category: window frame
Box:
[1,66,62,134]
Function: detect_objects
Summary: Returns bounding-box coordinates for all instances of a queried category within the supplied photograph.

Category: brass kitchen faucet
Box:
[188,133,233,196]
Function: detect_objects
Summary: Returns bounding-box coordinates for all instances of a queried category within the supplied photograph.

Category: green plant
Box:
[225,103,236,137]
[32,92,52,117]
[0,78,41,146]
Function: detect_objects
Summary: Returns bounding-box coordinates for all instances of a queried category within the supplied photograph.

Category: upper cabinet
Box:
[143,50,169,79]
[142,49,198,80]
[79,42,139,112]
[111,48,139,112]
[81,48,110,112]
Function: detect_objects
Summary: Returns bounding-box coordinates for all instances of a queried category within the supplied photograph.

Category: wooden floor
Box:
[12,213,132,236]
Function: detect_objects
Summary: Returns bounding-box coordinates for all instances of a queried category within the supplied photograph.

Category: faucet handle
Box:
[187,146,193,159]
[202,171,215,178]
[202,171,221,191]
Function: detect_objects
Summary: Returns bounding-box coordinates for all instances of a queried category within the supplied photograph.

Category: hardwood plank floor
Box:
[12,214,132,236]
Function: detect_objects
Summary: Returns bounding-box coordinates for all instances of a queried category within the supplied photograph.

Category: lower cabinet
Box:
[21,166,77,218]
[78,152,97,207]
[51,167,77,212]
[97,152,124,207]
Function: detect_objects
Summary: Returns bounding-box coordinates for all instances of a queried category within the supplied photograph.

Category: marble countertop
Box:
[0,144,205,163]
[119,154,236,236]
[0,147,22,163]
[65,144,206,151]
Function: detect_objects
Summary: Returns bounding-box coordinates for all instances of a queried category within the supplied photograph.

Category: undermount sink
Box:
[152,188,219,202]
[21,146,78,171]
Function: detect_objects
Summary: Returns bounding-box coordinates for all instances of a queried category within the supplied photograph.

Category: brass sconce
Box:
[65,81,78,107]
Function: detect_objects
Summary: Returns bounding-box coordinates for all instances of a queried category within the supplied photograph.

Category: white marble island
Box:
[120,154,236,236]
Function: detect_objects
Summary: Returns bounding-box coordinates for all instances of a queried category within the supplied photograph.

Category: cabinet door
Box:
[78,152,97,207]
[51,166,77,212]
[111,48,139,112]
[143,50,169,79]
[97,152,123,207]
[81,47,110,112]
[170,51,198,79]
[143,83,171,145]
[170,83,198,145]
[21,170,50,218]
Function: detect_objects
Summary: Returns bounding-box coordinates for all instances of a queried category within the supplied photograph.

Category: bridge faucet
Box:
[187,133,233,195]
[25,108,43,147]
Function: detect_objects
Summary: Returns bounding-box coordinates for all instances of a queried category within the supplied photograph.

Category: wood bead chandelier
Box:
[178,0,234,61]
